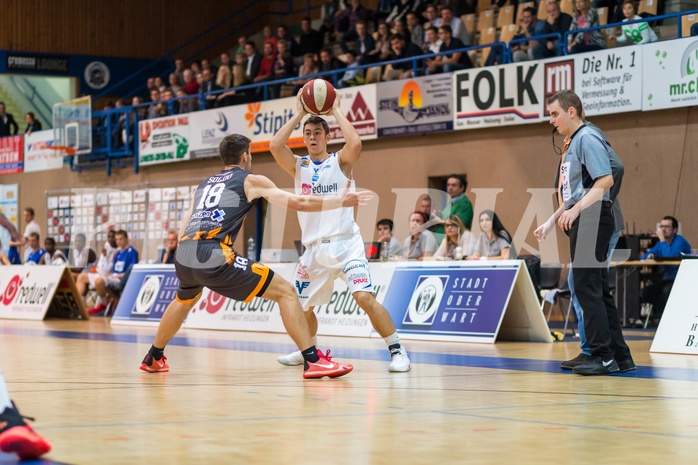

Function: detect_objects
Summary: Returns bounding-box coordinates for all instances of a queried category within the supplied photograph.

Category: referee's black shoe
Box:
[572,357,620,375]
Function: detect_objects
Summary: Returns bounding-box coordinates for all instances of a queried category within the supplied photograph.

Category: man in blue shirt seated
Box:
[641,215,692,317]
[24,232,46,265]
[88,229,139,315]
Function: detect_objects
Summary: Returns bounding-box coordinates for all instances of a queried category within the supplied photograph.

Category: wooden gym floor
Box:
[1,318,697,465]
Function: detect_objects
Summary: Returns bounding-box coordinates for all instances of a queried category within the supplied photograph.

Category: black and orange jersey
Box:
[181,167,256,246]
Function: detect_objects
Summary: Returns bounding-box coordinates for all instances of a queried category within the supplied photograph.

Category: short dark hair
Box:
[390,33,405,42]
[439,25,452,35]
[377,218,394,231]
[24,207,35,217]
[245,40,256,49]
[548,90,583,116]
[447,174,467,191]
[410,211,429,223]
[44,237,56,247]
[29,232,40,240]
[523,6,536,16]
[663,216,679,230]
[219,134,251,165]
[303,116,330,135]
[115,230,128,239]
[426,26,438,34]
[440,5,454,12]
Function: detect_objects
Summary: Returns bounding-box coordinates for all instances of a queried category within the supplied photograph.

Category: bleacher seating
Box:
[682,13,698,37]
[499,24,518,44]
[478,9,496,31]
[560,0,575,16]
[638,0,658,16]
[596,7,609,25]
[479,27,497,64]
[462,14,476,43]
[497,5,516,28]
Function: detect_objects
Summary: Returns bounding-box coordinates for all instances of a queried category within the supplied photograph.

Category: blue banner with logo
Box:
[111,264,179,324]
[382,264,519,342]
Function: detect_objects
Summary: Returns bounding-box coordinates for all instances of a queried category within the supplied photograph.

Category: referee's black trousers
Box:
[568,202,631,361]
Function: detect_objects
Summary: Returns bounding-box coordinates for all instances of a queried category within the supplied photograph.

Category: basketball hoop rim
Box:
[48,145,76,156]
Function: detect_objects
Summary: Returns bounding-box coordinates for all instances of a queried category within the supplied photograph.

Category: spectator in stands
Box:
[568,0,607,54]
[276,25,295,56]
[611,0,658,45]
[168,73,182,94]
[354,20,378,64]
[403,211,438,260]
[254,42,276,97]
[383,33,424,80]
[131,95,148,121]
[337,50,365,87]
[200,68,220,109]
[0,239,10,265]
[24,112,41,135]
[422,26,443,54]
[146,77,156,91]
[641,216,692,318]
[335,0,372,45]
[0,103,18,136]
[174,59,186,86]
[432,6,470,46]
[154,76,166,92]
[263,25,278,53]
[162,89,176,115]
[68,233,96,271]
[377,218,404,258]
[10,207,40,259]
[216,64,232,91]
[319,48,343,80]
[297,17,324,61]
[111,99,126,148]
[176,89,198,113]
[386,0,413,25]
[292,53,320,93]
[469,210,516,260]
[406,12,425,47]
[435,215,474,259]
[183,69,199,95]
[84,230,139,315]
[221,52,232,69]
[24,232,46,265]
[202,59,218,80]
[391,19,411,42]
[217,53,250,107]
[510,7,541,62]
[373,21,394,62]
[422,4,439,30]
[160,231,178,264]
[270,40,294,99]
[147,89,161,119]
[425,25,473,74]
[190,61,202,75]
[433,174,473,233]
[235,36,247,56]
[531,1,573,59]
[244,41,263,84]
[39,238,66,265]
[319,0,342,40]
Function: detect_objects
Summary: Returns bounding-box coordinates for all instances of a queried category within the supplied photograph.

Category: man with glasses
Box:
[641,216,692,318]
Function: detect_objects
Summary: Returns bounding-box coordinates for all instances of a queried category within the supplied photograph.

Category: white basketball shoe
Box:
[389,346,412,372]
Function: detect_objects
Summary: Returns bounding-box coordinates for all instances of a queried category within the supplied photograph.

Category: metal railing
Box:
[9,76,53,127]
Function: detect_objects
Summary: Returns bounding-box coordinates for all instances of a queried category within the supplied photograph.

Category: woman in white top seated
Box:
[402,211,438,260]
[469,210,517,260]
[434,215,475,260]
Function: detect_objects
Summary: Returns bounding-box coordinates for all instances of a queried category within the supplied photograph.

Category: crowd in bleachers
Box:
[96,0,671,137]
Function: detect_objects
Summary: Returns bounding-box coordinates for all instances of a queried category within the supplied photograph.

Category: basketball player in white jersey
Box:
[270,93,411,372]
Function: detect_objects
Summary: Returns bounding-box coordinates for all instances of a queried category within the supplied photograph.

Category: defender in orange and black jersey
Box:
[175,166,273,304]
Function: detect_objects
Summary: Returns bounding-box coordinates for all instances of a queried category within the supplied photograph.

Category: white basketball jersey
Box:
[295,152,360,245]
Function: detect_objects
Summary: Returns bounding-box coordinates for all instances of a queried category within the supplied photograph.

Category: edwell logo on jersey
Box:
[402,275,448,326]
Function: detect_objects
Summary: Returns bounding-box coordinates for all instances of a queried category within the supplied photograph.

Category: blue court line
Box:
[2,326,698,382]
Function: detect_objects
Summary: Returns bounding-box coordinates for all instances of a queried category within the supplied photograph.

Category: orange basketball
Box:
[300,79,336,115]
